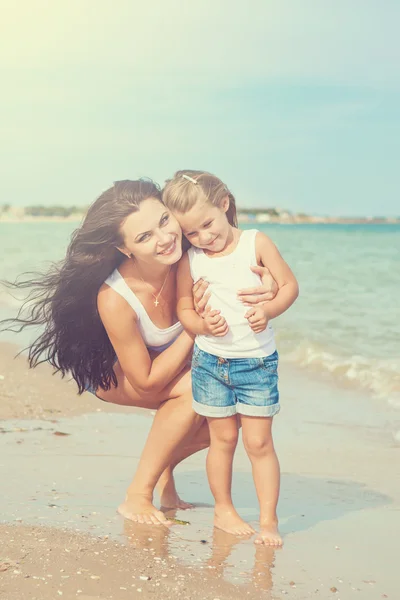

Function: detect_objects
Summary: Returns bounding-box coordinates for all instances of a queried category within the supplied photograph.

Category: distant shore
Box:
[1,212,399,225]
[238,214,400,225]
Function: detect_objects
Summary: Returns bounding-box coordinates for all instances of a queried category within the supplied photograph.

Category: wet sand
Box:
[1,340,399,599]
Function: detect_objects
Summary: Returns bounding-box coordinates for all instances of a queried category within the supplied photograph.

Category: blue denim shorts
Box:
[191,345,280,418]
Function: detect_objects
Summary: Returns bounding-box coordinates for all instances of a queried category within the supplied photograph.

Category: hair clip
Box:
[182,174,198,184]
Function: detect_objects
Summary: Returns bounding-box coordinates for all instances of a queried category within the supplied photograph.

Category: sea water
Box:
[1,221,399,406]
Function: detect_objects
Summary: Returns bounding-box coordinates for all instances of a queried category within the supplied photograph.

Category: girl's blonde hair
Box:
[162,170,238,227]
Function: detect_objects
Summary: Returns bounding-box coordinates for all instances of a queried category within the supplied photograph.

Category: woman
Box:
[2,179,276,526]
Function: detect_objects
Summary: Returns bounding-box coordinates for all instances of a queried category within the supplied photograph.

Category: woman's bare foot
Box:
[214,504,255,536]
[156,472,193,510]
[254,521,283,546]
[160,490,193,510]
[118,494,172,526]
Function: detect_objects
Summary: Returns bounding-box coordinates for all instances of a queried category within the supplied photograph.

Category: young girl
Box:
[163,170,299,545]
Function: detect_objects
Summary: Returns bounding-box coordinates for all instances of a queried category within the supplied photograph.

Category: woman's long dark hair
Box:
[0,179,162,394]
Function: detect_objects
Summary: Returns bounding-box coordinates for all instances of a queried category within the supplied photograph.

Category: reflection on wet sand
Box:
[122,513,277,592]
[123,517,170,556]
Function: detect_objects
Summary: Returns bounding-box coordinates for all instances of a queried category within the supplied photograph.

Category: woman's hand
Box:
[192,279,211,317]
[193,266,278,314]
[237,266,278,306]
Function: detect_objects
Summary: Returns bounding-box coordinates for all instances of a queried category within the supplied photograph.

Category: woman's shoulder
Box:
[97,279,138,324]
[98,280,128,311]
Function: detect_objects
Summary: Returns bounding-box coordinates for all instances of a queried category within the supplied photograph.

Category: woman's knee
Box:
[168,367,192,398]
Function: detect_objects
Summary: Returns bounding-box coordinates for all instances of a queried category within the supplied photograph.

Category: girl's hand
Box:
[237,266,278,306]
[192,278,211,317]
[203,308,229,337]
[244,306,269,334]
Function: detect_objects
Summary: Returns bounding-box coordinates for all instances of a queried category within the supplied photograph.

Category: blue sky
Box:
[1,0,399,216]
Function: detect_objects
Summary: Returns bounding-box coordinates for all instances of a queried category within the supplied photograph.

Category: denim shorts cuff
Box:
[236,403,281,417]
[192,399,237,418]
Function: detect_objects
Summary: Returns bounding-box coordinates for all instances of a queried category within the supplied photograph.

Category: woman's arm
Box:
[192,266,278,315]
[237,265,278,305]
[97,286,194,399]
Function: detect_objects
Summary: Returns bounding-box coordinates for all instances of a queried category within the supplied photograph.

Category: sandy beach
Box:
[1,340,399,600]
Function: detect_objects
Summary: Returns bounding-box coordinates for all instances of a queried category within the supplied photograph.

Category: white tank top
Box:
[104,269,183,352]
[187,229,276,359]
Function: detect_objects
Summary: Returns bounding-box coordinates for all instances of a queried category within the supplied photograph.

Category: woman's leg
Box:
[118,389,204,524]
[206,415,255,535]
[241,416,282,546]
[156,419,210,509]
[99,365,210,524]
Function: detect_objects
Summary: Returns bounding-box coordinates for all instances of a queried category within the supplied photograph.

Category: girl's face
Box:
[174,197,231,253]
[119,198,182,266]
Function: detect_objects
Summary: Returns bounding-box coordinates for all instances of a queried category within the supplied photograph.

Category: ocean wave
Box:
[280,339,400,407]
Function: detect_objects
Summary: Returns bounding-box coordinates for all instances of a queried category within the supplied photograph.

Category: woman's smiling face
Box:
[119,198,183,266]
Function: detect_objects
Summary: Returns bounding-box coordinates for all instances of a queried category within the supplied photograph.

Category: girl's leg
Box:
[241,416,282,546]
[207,415,255,536]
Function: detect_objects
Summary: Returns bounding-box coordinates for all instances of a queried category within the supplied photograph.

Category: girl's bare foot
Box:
[118,494,172,526]
[254,521,283,546]
[214,504,255,536]
[156,473,193,510]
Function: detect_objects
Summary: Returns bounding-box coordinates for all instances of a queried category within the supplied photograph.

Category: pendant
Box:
[154,299,159,307]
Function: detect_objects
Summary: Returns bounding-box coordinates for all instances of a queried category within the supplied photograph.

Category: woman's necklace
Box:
[139,266,171,307]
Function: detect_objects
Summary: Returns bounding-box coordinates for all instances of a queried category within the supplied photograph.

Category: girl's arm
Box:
[176,254,208,335]
[177,254,228,337]
[97,286,194,399]
[255,232,299,319]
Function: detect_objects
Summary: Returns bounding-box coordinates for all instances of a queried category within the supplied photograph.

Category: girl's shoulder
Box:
[237,227,261,237]
[254,230,274,244]
[254,230,279,263]
[238,228,264,247]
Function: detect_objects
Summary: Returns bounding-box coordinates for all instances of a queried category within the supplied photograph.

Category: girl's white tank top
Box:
[104,269,183,352]
[187,229,276,359]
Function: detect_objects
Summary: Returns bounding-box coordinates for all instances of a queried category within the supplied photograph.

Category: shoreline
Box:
[1,332,397,422]
[1,340,399,599]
